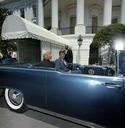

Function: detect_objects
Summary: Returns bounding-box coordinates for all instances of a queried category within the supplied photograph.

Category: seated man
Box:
[55,50,69,72]
[36,49,55,68]
[55,50,81,73]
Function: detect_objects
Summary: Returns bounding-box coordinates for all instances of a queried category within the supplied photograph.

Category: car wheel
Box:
[4,88,27,112]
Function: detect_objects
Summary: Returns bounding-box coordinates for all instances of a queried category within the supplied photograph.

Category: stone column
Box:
[25,7,33,21]
[103,0,112,25]
[51,0,58,34]
[121,0,125,24]
[75,0,85,35]
[38,0,44,27]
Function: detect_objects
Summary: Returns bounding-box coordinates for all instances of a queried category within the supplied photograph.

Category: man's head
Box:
[59,50,65,60]
[65,45,69,50]
[43,49,52,61]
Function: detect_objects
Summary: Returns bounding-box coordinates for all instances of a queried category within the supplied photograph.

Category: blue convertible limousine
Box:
[0,64,124,128]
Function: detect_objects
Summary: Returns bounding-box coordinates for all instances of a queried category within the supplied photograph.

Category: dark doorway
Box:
[70,16,76,34]
[89,44,99,64]
[17,39,41,63]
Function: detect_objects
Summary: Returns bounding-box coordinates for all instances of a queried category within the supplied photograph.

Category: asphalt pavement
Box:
[0,97,86,128]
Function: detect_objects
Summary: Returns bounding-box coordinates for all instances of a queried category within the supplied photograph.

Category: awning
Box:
[1,15,71,46]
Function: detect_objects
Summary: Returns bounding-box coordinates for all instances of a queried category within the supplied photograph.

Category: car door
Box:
[46,71,125,128]
[0,67,47,108]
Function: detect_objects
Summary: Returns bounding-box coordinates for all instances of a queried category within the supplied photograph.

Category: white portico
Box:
[41,0,124,34]
[0,0,124,65]
[42,0,123,64]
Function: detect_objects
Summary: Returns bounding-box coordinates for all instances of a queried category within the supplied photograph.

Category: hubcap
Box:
[8,89,23,106]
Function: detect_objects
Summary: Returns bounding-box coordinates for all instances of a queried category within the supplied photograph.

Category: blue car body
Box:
[0,66,124,128]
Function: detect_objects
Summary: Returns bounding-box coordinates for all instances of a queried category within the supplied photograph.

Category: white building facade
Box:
[0,0,125,64]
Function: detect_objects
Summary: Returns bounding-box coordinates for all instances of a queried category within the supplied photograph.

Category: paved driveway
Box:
[0,97,86,128]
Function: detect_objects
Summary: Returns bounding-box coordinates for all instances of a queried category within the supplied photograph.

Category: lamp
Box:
[113,39,124,51]
[78,34,83,47]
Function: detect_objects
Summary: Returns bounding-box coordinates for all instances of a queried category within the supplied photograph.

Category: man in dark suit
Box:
[35,50,55,68]
[55,50,69,72]
[64,45,73,63]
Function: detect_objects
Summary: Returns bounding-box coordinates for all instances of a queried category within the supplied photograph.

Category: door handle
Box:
[102,83,123,89]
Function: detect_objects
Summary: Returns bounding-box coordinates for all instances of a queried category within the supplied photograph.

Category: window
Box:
[70,16,76,34]
[92,16,98,33]
[20,8,25,18]
[32,5,36,18]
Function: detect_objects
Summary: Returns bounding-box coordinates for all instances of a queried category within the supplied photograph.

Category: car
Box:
[0,64,124,128]
[80,65,115,76]
[67,63,115,76]
[0,58,17,65]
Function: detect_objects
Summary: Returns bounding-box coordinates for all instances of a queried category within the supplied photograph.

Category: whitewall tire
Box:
[5,88,26,112]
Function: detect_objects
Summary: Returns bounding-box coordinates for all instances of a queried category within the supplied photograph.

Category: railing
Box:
[51,26,103,35]
[59,26,104,35]
[86,26,103,34]
[59,27,74,35]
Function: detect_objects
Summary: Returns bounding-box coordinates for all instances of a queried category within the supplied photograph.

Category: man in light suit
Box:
[55,50,69,72]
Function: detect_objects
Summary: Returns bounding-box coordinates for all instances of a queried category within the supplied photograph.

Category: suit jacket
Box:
[55,58,69,72]
[35,60,55,68]
[64,49,73,63]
